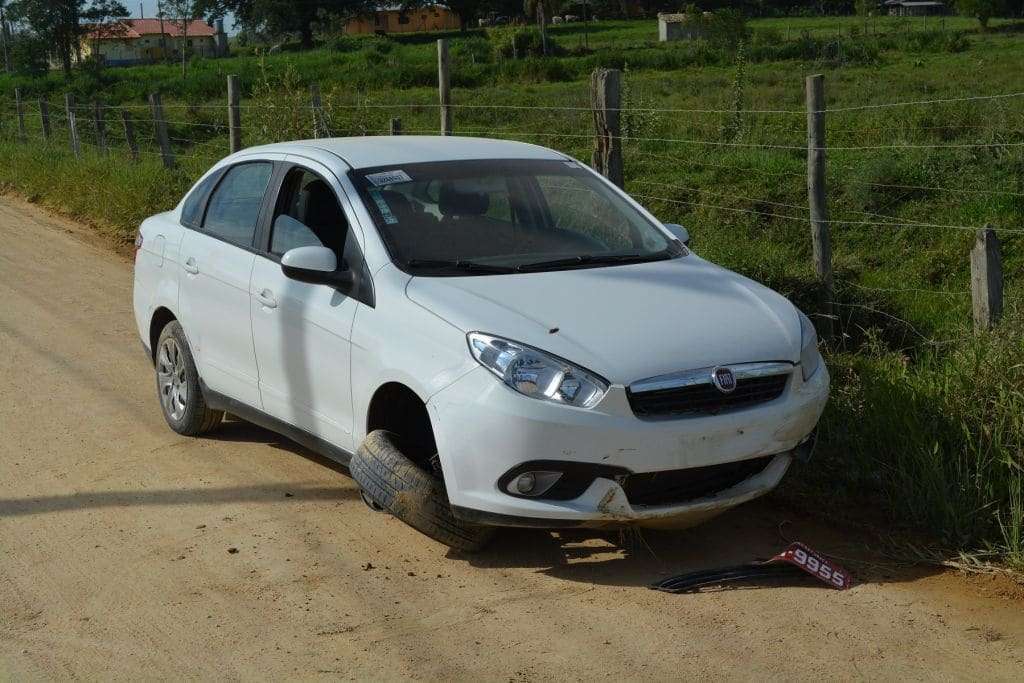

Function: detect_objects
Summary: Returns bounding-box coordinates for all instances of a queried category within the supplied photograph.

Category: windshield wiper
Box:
[514,253,652,272]
[406,259,517,274]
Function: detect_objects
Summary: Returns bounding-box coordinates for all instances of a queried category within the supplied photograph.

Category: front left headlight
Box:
[467,332,608,409]
[799,311,822,381]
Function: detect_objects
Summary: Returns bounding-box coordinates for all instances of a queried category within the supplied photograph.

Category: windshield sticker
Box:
[365,169,413,187]
[368,189,399,225]
[563,161,581,169]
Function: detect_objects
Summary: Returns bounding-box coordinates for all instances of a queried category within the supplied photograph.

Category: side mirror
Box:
[281,246,352,288]
[664,223,690,246]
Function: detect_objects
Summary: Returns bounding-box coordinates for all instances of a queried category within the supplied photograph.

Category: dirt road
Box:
[0,196,1021,680]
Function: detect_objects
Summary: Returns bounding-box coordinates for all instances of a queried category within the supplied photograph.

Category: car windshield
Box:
[351,159,683,275]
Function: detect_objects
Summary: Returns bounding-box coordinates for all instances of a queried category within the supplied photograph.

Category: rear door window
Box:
[202,162,274,248]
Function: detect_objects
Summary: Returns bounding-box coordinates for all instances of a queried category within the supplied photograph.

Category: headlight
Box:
[799,311,822,381]
[467,333,608,409]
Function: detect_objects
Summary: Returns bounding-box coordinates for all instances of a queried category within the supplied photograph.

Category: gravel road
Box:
[1,196,1021,680]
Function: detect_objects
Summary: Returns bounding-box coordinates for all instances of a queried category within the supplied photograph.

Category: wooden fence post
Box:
[93,100,107,155]
[65,93,80,158]
[149,92,175,168]
[537,4,549,56]
[14,87,26,142]
[227,74,242,153]
[971,226,1003,330]
[806,73,833,338]
[590,68,623,188]
[389,117,402,135]
[121,109,139,162]
[39,99,51,141]
[310,83,329,138]
[437,39,452,136]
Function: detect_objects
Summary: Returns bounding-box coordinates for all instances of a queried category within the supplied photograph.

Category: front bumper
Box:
[427,362,829,529]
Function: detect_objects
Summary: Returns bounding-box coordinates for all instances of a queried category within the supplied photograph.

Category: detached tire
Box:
[350,430,493,553]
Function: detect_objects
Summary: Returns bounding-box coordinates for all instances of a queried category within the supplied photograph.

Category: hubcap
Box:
[157,338,189,422]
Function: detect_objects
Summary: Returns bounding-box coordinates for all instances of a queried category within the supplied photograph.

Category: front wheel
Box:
[154,321,223,436]
[350,430,493,553]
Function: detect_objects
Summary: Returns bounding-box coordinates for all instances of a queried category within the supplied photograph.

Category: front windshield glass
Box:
[351,159,682,275]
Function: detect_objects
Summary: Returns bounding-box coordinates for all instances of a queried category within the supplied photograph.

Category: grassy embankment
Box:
[1,16,1021,567]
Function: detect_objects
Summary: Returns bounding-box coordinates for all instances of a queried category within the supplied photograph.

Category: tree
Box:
[956,0,1008,28]
[1,1,13,72]
[6,0,126,75]
[217,0,372,49]
[432,0,486,31]
[163,0,201,75]
[82,0,129,69]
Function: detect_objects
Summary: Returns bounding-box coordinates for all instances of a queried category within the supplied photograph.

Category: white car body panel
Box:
[132,136,830,529]
[406,255,800,385]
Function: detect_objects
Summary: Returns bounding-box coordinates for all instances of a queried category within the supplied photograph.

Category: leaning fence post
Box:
[14,87,26,142]
[971,226,1003,330]
[65,93,81,158]
[93,100,107,155]
[310,83,329,138]
[389,117,402,135]
[149,92,175,168]
[121,109,139,162]
[437,39,452,136]
[39,99,51,141]
[227,74,242,153]
[806,73,833,338]
[590,68,623,188]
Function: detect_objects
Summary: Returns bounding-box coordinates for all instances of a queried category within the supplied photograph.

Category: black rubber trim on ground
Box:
[350,430,494,553]
[651,563,807,593]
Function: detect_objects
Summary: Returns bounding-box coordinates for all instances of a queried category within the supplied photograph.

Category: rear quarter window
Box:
[180,170,224,228]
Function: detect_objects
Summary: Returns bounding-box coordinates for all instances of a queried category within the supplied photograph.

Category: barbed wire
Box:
[634,193,1024,233]
[835,278,969,298]
[825,91,1024,113]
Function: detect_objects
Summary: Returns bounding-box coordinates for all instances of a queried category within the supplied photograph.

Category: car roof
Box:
[241,136,569,169]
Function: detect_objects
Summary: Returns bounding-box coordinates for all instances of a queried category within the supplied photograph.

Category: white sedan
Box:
[132,136,829,551]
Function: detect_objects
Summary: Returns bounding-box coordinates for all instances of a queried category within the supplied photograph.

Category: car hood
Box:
[405,256,801,385]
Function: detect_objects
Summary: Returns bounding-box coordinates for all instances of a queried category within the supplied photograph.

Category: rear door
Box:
[178,159,277,408]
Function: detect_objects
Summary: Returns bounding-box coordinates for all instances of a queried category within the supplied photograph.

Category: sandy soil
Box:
[1,196,1022,680]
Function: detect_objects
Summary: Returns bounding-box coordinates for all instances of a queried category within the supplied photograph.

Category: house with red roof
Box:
[82,18,228,66]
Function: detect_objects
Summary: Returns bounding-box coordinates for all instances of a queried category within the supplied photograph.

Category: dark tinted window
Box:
[351,159,675,273]
[202,162,273,247]
[270,168,349,258]
[180,170,222,228]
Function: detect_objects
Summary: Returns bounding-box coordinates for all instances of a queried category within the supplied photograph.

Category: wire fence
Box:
[1,61,1020,340]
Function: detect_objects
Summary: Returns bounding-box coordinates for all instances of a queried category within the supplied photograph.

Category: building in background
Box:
[882,0,947,16]
[80,18,228,67]
[343,5,460,35]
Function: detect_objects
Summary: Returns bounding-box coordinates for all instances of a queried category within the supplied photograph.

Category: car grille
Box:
[627,373,789,418]
[621,455,774,507]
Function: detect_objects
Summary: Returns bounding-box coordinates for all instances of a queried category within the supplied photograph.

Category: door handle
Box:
[183,257,199,274]
[256,288,278,309]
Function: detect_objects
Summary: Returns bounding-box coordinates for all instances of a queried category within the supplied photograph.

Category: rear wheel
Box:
[155,321,223,436]
[350,430,493,553]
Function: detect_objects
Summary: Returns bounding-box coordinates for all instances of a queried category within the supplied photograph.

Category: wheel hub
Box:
[157,338,188,422]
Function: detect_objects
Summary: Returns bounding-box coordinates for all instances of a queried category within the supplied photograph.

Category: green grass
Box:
[1,16,1022,566]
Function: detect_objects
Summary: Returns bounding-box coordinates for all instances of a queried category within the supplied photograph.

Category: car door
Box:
[250,160,363,452]
[178,159,276,408]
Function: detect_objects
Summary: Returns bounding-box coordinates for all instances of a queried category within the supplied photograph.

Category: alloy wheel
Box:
[157,338,189,422]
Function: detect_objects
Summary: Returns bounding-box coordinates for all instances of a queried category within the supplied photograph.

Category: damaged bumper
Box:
[429,363,828,530]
